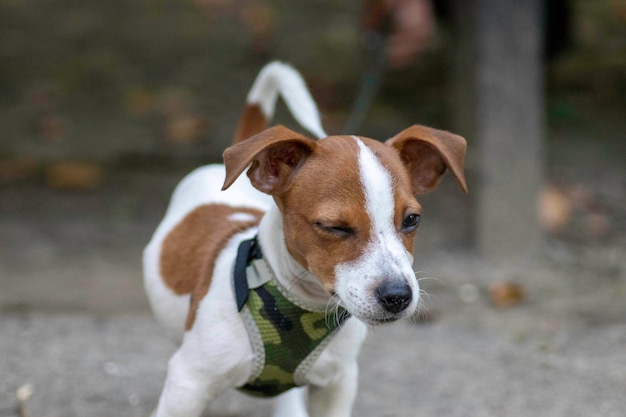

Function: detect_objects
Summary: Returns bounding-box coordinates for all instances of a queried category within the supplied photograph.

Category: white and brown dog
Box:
[143,62,467,417]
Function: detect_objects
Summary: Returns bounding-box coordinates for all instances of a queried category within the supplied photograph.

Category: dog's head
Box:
[222,125,467,324]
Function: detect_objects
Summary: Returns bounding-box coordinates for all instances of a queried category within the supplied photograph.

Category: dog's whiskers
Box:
[414,271,445,287]
[324,294,345,329]
[419,287,439,304]
[410,288,438,324]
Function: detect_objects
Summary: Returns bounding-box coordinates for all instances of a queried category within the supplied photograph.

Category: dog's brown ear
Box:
[222,125,316,195]
[386,124,468,195]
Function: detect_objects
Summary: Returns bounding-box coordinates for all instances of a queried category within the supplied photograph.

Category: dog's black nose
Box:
[376,281,412,314]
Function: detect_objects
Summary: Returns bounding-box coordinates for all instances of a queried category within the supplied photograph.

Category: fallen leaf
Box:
[489,281,526,308]
[538,185,572,232]
[164,114,209,144]
[45,161,104,190]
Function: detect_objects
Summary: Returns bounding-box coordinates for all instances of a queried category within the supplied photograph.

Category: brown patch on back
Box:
[233,104,268,144]
[159,203,264,330]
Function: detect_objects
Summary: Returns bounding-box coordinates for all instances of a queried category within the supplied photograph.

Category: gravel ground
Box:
[2,303,626,417]
[2,245,625,417]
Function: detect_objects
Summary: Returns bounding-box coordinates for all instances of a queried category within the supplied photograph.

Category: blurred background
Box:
[1,0,625,416]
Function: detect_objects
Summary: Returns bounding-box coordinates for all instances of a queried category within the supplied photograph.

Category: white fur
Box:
[247,61,327,139]
[334,138,419,324]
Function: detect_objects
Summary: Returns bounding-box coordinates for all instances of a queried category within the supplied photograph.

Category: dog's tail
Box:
[232,61,327,143]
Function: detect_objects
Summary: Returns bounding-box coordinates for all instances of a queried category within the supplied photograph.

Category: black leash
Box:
[342,31,388,134]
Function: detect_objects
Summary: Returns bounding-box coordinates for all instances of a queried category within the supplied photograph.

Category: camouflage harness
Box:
[233,237,350,397]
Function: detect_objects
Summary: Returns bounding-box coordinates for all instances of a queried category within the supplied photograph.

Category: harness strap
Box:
[234,237,262,311]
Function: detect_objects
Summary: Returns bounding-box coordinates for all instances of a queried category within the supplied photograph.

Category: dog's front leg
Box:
[152,347,229,417]
[307,360,359,417]
[272,387,309,417]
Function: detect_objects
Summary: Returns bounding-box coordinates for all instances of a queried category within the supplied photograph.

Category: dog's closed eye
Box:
[314,221,355,238]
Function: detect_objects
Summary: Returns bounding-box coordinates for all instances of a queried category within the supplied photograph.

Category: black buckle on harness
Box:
[234,237,263,311]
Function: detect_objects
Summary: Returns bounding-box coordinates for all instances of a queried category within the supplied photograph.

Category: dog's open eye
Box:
[314,222,354,238]
[401,213,421,233]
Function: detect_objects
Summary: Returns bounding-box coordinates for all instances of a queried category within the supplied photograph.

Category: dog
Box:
[143,61,467,417]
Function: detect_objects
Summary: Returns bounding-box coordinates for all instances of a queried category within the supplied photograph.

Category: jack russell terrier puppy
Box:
[143,61,467,417]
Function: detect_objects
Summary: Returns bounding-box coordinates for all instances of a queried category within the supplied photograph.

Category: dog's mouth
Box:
[341,301,415,326]
[374,316,401,324]
[359,314,402,326]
